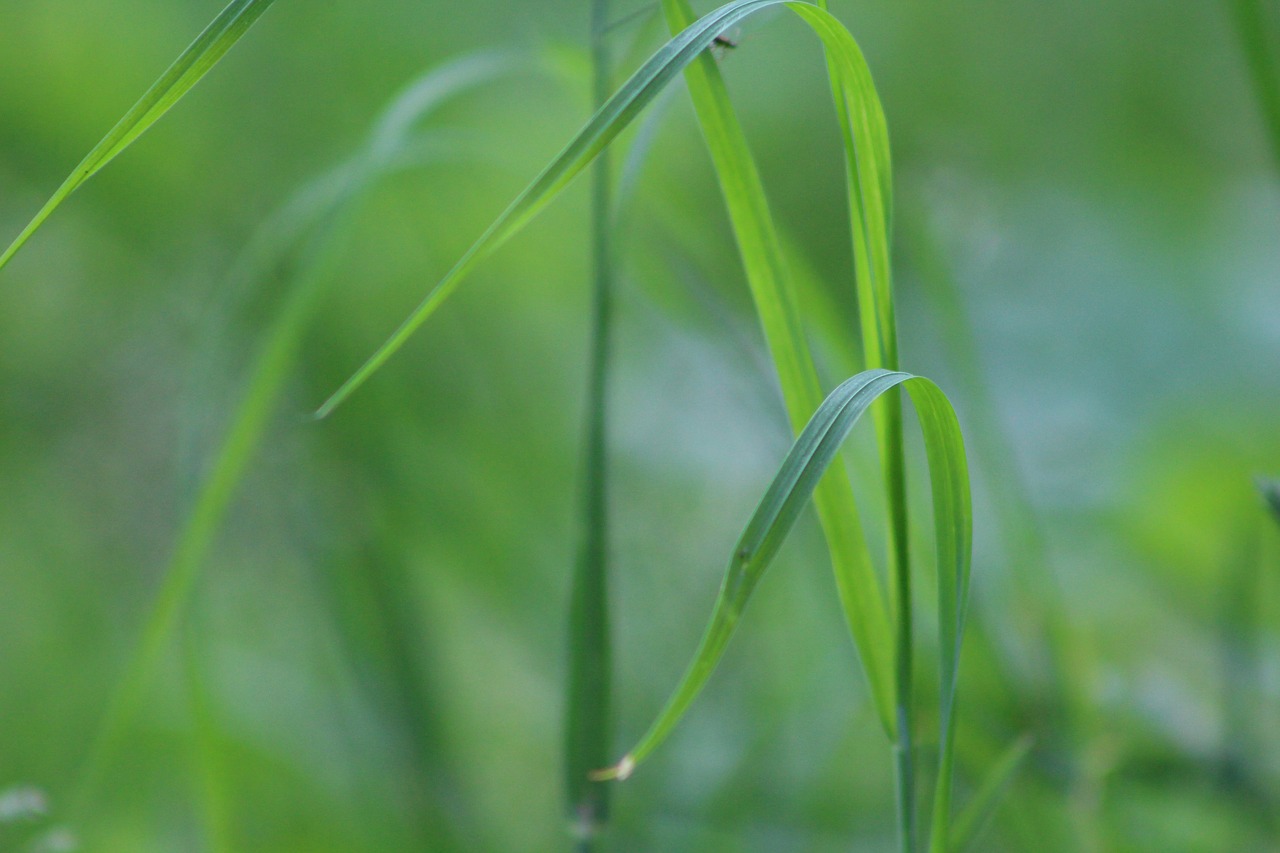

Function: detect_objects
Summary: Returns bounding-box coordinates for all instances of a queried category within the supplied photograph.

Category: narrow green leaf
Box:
[0,0,278,272]
[949,735,1035,853]
[316,0,798,418]
[658,0,895,739]
[590,368,972,780]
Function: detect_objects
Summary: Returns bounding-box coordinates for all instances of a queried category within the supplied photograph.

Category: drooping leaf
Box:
[591,368,971,780]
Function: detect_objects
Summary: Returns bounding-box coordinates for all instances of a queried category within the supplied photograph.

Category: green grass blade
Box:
[0,0,278,273]
[659,0,895,738]
[590,368,971,780]
[806,3,913,843]
[68,53,516,816]
[564,3,616,846]
[948,735,1035,853]
[316,0,798,417]
[903,205,1092,806]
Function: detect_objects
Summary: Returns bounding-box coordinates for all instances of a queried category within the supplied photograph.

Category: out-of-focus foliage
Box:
[0,1,1277,851]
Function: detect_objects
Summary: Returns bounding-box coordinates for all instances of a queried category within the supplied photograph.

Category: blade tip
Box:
[588,754,635,782]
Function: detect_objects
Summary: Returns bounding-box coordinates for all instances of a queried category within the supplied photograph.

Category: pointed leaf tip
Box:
[588,755,635,782]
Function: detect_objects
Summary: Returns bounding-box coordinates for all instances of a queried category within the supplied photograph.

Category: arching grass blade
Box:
[0,0,278,273]
[591,368,971,780]
[658,0,895,740]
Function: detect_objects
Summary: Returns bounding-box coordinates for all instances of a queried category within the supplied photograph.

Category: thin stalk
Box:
[564,1,616,848]
[812,1,913,845]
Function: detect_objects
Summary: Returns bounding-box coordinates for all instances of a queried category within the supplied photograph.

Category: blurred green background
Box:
[1,0,1278,850]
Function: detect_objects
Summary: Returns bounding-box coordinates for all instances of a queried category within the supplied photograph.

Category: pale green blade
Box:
[949,735,1035,853]
[0,0,278,272]
[590,369,972,780]
[68,53,517,815]
[658,0,895,738]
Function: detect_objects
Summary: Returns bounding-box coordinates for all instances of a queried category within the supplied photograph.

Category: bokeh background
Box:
[1,0,1278,850]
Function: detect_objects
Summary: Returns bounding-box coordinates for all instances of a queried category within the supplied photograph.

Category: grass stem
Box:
[563,0,616,846]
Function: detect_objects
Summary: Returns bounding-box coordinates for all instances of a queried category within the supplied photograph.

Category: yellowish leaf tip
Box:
[588,754,635,782]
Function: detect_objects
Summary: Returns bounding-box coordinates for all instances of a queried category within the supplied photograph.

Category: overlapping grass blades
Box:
[655,0,897,757]
[0,0,278,273]
[69,53,518,813]
[306,2,972,848]
[591,369,970,783]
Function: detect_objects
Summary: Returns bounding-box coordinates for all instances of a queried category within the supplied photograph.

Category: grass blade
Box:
[805,2,915,843]
[68,53,517,816]
[315,0,787,417]
[657,0,895,741]
[949,735,1035,852]
[0,0,278,273]
[590,368,972,780]
[564,3,617,847]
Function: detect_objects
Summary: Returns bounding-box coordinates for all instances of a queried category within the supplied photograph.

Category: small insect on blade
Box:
[710,28,741,61]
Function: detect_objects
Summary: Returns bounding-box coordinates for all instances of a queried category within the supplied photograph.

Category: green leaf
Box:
[0,0,278,273]
[589,368,972,780]
[949,735,1035,853]
[658,0,895,742]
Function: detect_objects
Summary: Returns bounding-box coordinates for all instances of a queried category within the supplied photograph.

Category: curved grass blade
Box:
[68,53,518,816]
[658,0,896,740]
[0,0,278,273]
[803,4,916,844]
[591,368,971,781]
[949,735,1034,853]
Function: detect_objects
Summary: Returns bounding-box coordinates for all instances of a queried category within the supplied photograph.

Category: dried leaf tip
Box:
[588,755,635,782]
